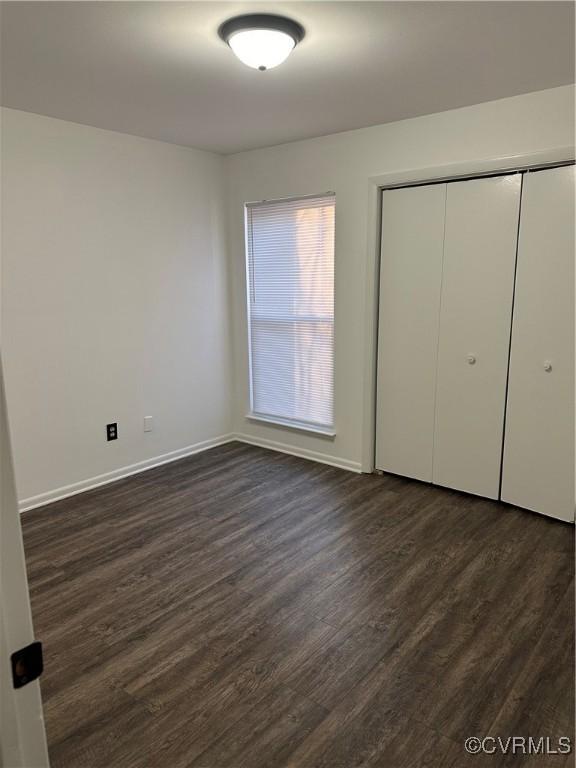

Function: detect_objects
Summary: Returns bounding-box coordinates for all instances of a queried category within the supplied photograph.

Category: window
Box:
[245,193,335,434]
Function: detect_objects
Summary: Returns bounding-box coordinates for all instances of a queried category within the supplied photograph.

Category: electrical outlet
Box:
[106,423,118,441]
[143,416,153,433]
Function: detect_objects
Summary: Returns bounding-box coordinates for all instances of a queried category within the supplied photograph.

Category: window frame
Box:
[243,192,336,437]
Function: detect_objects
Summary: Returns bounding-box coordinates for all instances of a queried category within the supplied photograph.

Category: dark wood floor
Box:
[22,442,574,768]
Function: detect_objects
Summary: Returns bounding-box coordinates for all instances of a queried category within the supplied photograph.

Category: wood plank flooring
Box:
[22,441,574,768]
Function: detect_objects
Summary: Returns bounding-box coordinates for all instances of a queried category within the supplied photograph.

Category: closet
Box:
[501,166,575,522]
[375,164,574,522]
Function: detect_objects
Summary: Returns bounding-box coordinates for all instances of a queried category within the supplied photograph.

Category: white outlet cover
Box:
[143,416,153,432]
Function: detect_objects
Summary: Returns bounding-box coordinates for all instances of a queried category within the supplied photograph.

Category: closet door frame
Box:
[362,148,575,475]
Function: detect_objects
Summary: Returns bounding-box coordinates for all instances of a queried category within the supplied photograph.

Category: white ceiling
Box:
[1,2,574,154]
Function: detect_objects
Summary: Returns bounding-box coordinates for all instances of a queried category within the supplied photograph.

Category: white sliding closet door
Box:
[501,166,575,522]
[433,175,521,498]
[376,184,446,481]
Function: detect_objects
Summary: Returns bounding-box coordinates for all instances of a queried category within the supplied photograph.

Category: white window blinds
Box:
[245,193,335,432]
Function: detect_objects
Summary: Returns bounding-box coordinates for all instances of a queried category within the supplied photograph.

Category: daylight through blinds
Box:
[246,194,335,430]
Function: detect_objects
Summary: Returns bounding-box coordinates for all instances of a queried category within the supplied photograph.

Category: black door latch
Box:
[11,641,43,689]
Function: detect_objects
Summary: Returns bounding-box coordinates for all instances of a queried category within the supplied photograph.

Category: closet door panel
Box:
[501,166,575,522]
[376,184,446,481]
[433,175,521,498]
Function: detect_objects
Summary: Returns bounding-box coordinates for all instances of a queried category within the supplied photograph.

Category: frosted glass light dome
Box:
[219,14,305,71]
[228,29,295,70]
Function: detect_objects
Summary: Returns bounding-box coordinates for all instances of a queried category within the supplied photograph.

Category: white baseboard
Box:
[18,434,235,513]
[19,432,362,513]
[232,432,363,474]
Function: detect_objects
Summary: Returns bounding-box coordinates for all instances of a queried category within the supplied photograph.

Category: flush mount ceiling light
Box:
[218,14,305,71]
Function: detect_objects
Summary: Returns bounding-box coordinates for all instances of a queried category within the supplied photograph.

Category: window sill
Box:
[246,413,336,438]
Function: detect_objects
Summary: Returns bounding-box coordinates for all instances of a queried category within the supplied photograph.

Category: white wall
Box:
[226,85,575,471]
[1,108,232,505]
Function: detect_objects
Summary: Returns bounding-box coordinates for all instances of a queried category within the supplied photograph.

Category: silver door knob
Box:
[467,354,476,365]
[543,361,552,372]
